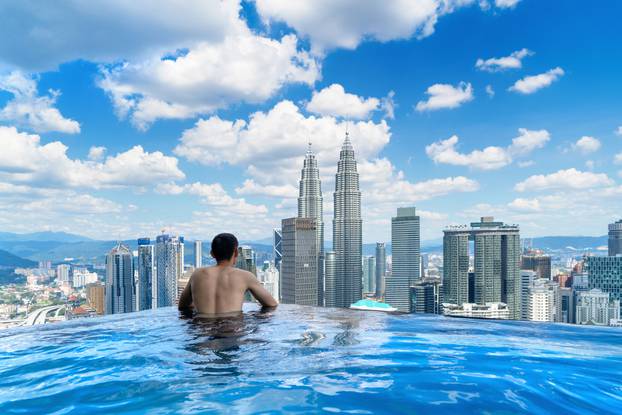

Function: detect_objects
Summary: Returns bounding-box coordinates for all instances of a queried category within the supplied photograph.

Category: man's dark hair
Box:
[211,233,238,262]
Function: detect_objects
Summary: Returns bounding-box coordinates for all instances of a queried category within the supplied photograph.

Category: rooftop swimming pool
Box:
[1,304,622,414]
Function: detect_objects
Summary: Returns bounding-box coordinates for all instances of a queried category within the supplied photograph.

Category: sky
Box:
[0,0,621,243]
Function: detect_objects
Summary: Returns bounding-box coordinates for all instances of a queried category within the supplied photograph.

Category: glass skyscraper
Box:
[298,143,324,306]
[155,234,184,307]
[332,132,362,308]
[280,217,319,305]
[375,243,386,298]
[105,242,135,314]
[362,255,376,294]
[137,237,154,311]
[386,207,420,312]
[609,220,622,256]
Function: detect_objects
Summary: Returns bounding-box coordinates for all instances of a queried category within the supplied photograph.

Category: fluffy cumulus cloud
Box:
[426,128,550,170]
[571,136,601,154]
[0,71,80,134]
[0,126,184,188]
[415,82,474,111]
[306,84,380,119]
[0,0,243,71]
[494,0,522,8]
[475,48,533,72]
[515,168,613,192]
[509,67,564,94]
[99,26,320,130]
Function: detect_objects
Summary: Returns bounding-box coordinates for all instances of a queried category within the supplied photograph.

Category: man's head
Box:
[210,233,239,263]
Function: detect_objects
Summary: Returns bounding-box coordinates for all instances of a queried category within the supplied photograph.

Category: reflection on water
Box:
[1,304,622,415]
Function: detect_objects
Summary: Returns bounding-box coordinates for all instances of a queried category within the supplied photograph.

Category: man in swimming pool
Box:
[178,233,278,316]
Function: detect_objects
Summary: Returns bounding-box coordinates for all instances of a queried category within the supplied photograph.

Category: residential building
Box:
[155,234,184,308]
[520,270,537,320]
[576,289,621,326]
[528,278,559,322]
[56,264,70,284]
[280,217,319,305]
[332,132,362,307]
[72,268,98,288]
[236,246,256,275]
[521,252,552,280]
[257,261,280,301]
[86,283,105,315]
[105,243,135,314]
[386,207,420,312]
[442,302,510,319]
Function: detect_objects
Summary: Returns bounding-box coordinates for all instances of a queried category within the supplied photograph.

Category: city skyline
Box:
[0,1,621,243]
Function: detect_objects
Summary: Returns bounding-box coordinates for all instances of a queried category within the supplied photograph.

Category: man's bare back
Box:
[178,233,278,316]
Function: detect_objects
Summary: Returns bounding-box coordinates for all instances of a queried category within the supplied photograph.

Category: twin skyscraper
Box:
[280,132,363,308]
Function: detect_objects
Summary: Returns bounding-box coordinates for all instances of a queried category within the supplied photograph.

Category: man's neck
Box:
[215,259,234,268]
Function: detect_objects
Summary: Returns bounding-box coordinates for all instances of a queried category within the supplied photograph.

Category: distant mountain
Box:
[529,235,607,251]
[0,231,92,243]
[0,249,37,268]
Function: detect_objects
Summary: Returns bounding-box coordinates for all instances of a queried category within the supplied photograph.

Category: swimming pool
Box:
[1,304,621,414]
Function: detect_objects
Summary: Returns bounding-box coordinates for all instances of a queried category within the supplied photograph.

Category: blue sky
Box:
[0,0,621,242]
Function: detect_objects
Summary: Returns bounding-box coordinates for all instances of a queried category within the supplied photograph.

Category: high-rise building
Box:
[298,143,324,306]
[521,253,552,280]
[56,264,71,285]
[38,260,52,269]
[155,234,184,308]
[362,256,376,294]
[137,238,155,311]
[236,246,256,275]
[325,251,337,307]
[375,243,386,298]
[257,261,280,301]
[280,217,319,305]
[86,282,105,315]
[576,289,621,326]
[105,243,135,314]
[586,256,622,309]
[559,287,574,323]
[528,278,559,322]
[386,207,421,312]
[273,228,282,272]
[194,240,202,268]
[609,220,622,256]
[177,270,192,303]
[72,268,98,288]
[411,278,442,314]
[443,217,521,319]
[520,270,537,320]
[332,132,362,308]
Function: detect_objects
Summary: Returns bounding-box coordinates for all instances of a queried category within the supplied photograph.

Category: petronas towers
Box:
[281,132,362,308]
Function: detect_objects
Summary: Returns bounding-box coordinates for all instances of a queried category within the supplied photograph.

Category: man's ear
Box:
[210,250,215,259]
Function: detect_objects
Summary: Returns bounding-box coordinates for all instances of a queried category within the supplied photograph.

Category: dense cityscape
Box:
[2,134,621,329]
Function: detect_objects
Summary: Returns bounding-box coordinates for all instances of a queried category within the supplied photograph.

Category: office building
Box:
[325,251,337,307]
[155,234,184,308]
[576,289,621,326]
[72,268,98,288]
[609,220,622,256]
[105,243,135,314]
[194,240,202,268]
[386,207,421,312]
[56,264,71,284]
[375,243,386,298]
[332,132,362,307]
[411,278,442,314]
[280,217,319,305]
[443,302,509,319]
[528,278,559,322]
[257,261,280,301]
[137,238,155,311]
[521,252,552,280]
[362,256,376,294]
[273,228,282,271]
[298,142,324,306]
[586,256,622,308]
[236,246,256,275]
[443,217,521,319]
[86,283,105,315]
[559,287,574,323]
[520,270,537,320]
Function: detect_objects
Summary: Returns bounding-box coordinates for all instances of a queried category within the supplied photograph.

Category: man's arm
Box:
[246,273,278,308]
[178,275,193,312]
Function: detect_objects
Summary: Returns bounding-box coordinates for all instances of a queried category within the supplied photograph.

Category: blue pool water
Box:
[1,304,622,414]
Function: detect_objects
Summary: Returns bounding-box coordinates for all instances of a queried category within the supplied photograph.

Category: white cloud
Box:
[508,197,541,212]
[485,85,495,98]
[0,71,80,134]
[88,146,107,161]
[476,48,533,72]
[517,160,534,168]
[614,153,622,164]
[380,90,397,119]
[306,84,380,119]
[255,0,482,52]
[616,126,622,136]
[495,0,522,9]
[509,67,564,94]
[0,0,242,71]
[0,126,184,188]
[415,82,474,112]
[156,182,267,216]
[571,136,601,154]
[99,28,320,130]
[515,168,613,192]
[426,128,550,170]
[235,179,298,198]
